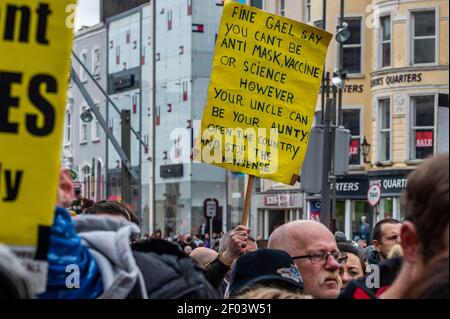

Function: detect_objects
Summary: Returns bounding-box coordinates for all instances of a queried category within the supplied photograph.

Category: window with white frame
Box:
[64,99,73,145]
[343,109,361,166]
[92,47,101,78]
[65,110,72,145]
[379,15,391,68]
[92,103,100,142]
[342,17,362,74]
[378,98,391,162]
[412,10,436,64]
[80,106,88,143]
[304,0,311,22]
[82,166,91,199]
[80,50,88,82]
[410,96,435,160]
[279,0,285,17]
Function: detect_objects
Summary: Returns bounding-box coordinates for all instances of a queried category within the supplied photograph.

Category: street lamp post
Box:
[319,97,335,229]
[318,0,351,230]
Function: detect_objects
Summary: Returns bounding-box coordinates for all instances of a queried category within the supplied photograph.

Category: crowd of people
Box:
[0,155,448,299]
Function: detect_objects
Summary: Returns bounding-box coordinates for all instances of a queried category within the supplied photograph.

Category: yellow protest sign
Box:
[195,1,332,185]
[0,0,76,246]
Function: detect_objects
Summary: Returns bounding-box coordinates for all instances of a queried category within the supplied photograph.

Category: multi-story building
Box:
[63,23,108,203]
[245,0,448,240]
[66,0,229,236]
[105,2,152,232]
[154,0,227,236]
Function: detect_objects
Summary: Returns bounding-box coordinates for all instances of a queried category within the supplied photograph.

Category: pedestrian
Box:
[368,218,402,265]
[337,242,366,290]
[193,234,204,247]
[152,228,162,239]
[340,155,449,299]
[236,287,312,299]
[359,216,371,242]
[400,252,448,299]
[379,155,449,299]
[204,233,211,248]
[268,220,344,299]
[334,231,348,244]
[190,247,218,268]
[179,233,197,252]
[83,200,140,226]
[228,249,304,299]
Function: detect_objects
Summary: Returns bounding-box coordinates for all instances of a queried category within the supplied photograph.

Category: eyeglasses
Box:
[292,250,346,265]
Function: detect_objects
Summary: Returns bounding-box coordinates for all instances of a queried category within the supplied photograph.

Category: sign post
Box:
[204,198,218,246]
[367,183,382,207]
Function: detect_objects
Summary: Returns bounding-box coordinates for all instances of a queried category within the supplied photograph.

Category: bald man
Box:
[268,220,342,299]
[190,247,218,267]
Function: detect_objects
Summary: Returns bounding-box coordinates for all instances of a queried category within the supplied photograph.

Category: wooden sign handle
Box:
[241,175,255,227]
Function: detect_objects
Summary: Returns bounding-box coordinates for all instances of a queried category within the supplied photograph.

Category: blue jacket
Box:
[39,207,103,299]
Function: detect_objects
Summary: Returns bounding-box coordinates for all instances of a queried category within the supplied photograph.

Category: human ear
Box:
[400,222,420,264]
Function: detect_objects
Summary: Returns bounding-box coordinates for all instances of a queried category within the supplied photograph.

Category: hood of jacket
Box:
[40,207,103,299]
[73,215,148,299]
[0,245,35,299]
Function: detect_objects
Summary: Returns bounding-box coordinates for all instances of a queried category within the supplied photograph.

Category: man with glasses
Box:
[268,220,343,299]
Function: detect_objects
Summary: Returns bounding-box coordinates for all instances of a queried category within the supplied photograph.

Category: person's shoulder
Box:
[338,280,378,299]
[131,238,186,258]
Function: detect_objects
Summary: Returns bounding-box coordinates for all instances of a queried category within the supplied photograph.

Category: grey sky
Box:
[75,0,100,31]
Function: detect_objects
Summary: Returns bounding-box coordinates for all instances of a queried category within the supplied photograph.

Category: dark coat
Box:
[130,239,220,299]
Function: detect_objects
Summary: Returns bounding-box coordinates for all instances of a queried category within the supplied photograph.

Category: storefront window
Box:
[352,200,369,241]
[335,201,346,233]
[268,209,286,235]
[380,198,393,220]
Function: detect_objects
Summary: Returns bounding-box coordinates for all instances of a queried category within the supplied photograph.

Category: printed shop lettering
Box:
[371,73,423,88]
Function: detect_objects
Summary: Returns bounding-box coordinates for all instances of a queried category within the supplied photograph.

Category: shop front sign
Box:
[264,194,294,207]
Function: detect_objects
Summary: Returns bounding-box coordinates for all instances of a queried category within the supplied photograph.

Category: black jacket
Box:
[339,256,403,299]
[130,239,220,299]
[367,249,381,266]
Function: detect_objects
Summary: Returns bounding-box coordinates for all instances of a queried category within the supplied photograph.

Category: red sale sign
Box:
[349,139,360,155]
[416,131,433,148]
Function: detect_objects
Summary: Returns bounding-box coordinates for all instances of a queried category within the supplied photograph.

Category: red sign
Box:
[416,131,433,148]
[349,139,359,155]
[264,194,293,206]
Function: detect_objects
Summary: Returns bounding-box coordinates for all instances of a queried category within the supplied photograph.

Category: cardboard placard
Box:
[195,1,332,185]
[0,0,77,246]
